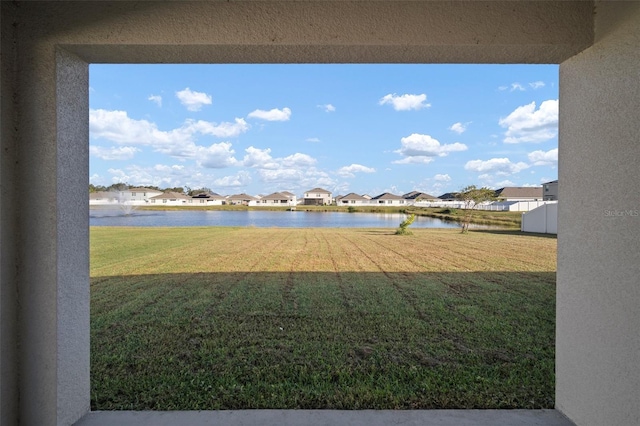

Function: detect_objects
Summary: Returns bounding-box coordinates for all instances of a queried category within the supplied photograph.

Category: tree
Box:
[106,182,129,192]
[454,185,496,233]
[188,187,212,196]
[163,186,185,194]
[395,213,416,235]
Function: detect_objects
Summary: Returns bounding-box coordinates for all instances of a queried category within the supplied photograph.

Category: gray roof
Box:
[339,192,369,201]
[438,192,458,200]
[150,191,190,200]
[228,193,258,201]
[261,192,295,201]
[371,192,404,200]
[494,187,543,198]
[305,187,331,194]
[128,187,162,193]
[403,191,437,200]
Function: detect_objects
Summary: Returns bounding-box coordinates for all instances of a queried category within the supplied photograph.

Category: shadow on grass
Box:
[469,229,558,238]
[90,271,555,411]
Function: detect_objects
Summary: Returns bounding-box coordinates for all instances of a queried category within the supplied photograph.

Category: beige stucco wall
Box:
[557,2,640,426]
[2,1,637,426]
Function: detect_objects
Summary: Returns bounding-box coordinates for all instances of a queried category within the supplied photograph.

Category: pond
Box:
[90,209,466,229]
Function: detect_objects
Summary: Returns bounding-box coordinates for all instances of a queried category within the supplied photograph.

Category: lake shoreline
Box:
[90,205,521,228]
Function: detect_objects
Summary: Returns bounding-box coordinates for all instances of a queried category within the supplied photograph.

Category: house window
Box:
[163,199,167,203]
[131,192,136,196]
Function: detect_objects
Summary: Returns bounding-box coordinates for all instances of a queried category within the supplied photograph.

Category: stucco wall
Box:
[557,2,640,426]
[1,4,18,425]
[5,2,639,426]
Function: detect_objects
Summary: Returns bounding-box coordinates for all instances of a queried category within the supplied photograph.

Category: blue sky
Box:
[89,64,558,197]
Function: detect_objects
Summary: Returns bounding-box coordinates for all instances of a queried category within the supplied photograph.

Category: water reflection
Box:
[90,209,495,229]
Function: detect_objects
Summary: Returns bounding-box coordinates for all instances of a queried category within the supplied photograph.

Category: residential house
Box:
[403,191,438,202]
[281,191,298,205]
[371,192,406,206]
[187,192,226,206]
[227,193,259,206]
[148,191,191,206]
[494,187,543,201]
[89,191,118,205]
[117,187,163,204]
[438,192,459,201]
[542,180,558,201]
[259,191,297,206]
[302,187,333,205]
[336,192,371,206]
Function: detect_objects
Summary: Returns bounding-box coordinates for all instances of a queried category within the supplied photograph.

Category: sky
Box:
[89,64,558,197]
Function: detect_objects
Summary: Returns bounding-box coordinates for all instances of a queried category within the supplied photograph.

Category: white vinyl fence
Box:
[521,202,558,234]
[414,200,555,212]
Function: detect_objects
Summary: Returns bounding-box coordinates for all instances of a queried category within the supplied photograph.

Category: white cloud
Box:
[499,99,558,143]
[90,145,140,160]
[510,83,526,92]
[464,157,530,175]
[175,87,212,111]
[494,179,516,188]
[183,118,249,138]
[528,148,558,166]
[379,93,430,111]
[434,173,451,182]
[318,104,335,112]
[306,137,321,143]
[282,153,316,168]
[498,86,508,91]
[258,168,304,183]
[148,94,162,107]
[247,107,291,121]
[107,164,221,190]
[257,167,334,191]
[449,122,470,134]
[239,146,332,191]
[394,156,436,165]
[153,164,185,173]
[195,142,238,169]
[90,109,247,163]
[242,147,316,170]
[89,173,102,184]
[393,133,467,164]
[242,147,279,169]
[529,81,545,89]
[213,171,252,188]
[337,164,376,178]
[108,166,178,187]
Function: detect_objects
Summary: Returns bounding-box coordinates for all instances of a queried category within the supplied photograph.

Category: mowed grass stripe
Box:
[91,227,556,410]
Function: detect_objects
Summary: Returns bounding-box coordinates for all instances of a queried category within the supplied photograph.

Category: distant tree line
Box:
[89,183,212,196]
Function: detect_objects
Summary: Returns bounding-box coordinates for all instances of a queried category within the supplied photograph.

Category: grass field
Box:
[90,227,556,410]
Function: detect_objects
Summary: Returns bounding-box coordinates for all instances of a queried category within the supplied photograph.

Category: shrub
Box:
[395,214,416,235]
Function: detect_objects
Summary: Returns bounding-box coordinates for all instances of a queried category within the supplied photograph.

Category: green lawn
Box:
[91,227,556,410]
